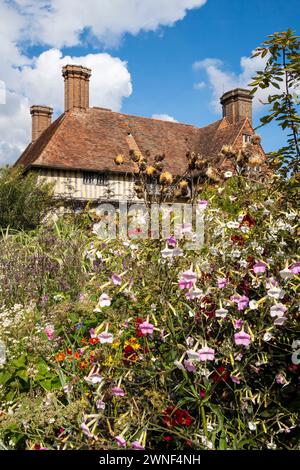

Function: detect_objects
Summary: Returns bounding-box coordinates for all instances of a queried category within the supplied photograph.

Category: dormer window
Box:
[243,134,252,144]
[83,172,107,185]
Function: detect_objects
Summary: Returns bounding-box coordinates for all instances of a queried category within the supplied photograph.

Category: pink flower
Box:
[112,274,122,286]
[230,375,241,384]
[167,236,177,248]
[111,387,125,397]
[253,261,267,274]
[198,200,208,210]
[217,278,227,289]
[179,279,194,290]
[139,321,154,336]
[98,331,114,344]
[270,303,287,318]
[198,347,215,361]
[181,269,197,283]
[132,440,145,450]
[81,422,94,439]
[44,325,55,341]
[234,319,243,330]
[231,295,249,311]
[115,435,126,447]
[184,360,196,372]
[289,261,300,274]
[234,330,251,347]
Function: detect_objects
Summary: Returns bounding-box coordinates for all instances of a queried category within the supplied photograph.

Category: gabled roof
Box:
[15,107,253,174]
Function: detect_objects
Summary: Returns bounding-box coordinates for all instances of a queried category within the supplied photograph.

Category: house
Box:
[15,65,265,205]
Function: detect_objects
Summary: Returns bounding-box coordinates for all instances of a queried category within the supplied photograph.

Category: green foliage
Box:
[250,28,300,175]
[0,166,56,230]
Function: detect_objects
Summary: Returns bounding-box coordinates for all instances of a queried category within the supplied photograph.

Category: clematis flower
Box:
[217,278,227,289]
[115,435,127,447]
[270,303,287,318]
[99,293,111,308]
[98,331,114,344]
[44,325,55,341]
[132,440,145,450]
[84,373,103,385]
[111,274,122,285]
[112,387,125,397]
[139,321,154,336]
[234,330,251,347]
[253,261,267,274]
[198,347,215,361]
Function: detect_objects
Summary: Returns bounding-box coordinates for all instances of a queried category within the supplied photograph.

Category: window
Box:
[243,134,252,144]
[83,172,107,185]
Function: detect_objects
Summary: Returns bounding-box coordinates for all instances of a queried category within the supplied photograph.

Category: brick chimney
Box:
[30,105,53,142]
[220,88,253,125]
[62,64,92,112]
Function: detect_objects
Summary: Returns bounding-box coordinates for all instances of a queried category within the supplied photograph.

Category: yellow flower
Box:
[112,341,121,349]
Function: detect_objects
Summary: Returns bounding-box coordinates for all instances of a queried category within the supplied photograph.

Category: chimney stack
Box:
[62,64,92,112]
[30,105,53,142]
[220,88,253,125]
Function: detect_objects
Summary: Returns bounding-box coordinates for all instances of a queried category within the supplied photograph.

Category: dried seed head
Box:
[248,153,264,167]
[179,180,189,188]
[145,166,156,176]
[206,166,221,182]
[114,154,124,165]
[160,171,173,185]
[251,134,261,145]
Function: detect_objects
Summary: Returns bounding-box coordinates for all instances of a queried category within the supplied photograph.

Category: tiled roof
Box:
[15,108,254,174]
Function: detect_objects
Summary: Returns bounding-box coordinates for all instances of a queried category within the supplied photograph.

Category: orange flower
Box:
[81,337,88,343]
[78,360,88,369]
[74,351,81,360]
[89,337,100,345]
[55,352,65,362]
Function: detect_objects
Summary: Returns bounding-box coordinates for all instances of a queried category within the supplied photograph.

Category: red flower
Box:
[196,296,216,319]
[163,436,173,442]
[240,213,256,228]
[135,317,145,337]
[211,366,230,383]
[123,345,139,363]
[89,337,100,345]
[162,406,193,428]
[231,234,245,246]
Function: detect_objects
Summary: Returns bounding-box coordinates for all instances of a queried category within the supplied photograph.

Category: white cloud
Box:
[13,0,207,48]
[193,54,282,113]
[152,113,178,123]
[0,0,207,165]
[193,81,206,90]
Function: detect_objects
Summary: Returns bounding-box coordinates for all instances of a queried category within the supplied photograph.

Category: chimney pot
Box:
[220,88,253,125]
[30,105,53,142]
[62,64,92,112]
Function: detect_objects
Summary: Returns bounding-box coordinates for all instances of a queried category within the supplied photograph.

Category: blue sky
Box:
[0,0,299,164]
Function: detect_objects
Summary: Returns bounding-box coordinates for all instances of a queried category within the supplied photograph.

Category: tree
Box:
[250,28,300,175]
[0,166,56,231]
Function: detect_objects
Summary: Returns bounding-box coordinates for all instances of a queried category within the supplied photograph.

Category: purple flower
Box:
[112,274,122,286]
[289,261,300,274]
[234,331,251,347]
[111,387,125,397]
[132,441,145,450]
[198,347,215,361]
[231,295,249,311]
[181,269,197,284]
[139,321,154,336]
[81,422,93,439]
[184,360,196,372]
[98,331,114,344]
[178,279,194,290]
[217,278,227,289]
[115,435,126,447]
[167,236,177,248]
[234,319,243,330]
[230,375,241,384]
[253,261,267,274]
[96,399,106,410]
[270,303,287,318]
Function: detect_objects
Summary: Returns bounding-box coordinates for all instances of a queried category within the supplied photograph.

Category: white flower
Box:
[174,360,185,370]
[248,421,257,431]
[263,332,274,342]
[224,171,233,178]
[291,348,300,365]
[270,303,287,318]
[292,340,300,350]
[99,293,111,308]
[249,300,258,310]
[84,373,103,385]
[215,307,228,318]
[186,349,201,361]
[227,221,240,229]
[98,331,114,344]
[267,286,285,300]
[279,268,294,280]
